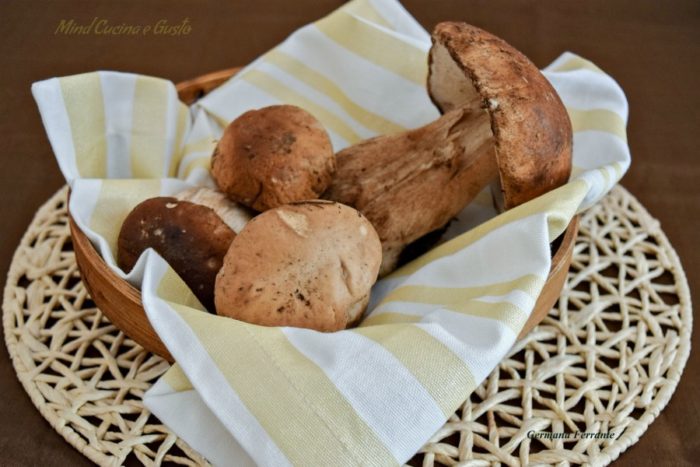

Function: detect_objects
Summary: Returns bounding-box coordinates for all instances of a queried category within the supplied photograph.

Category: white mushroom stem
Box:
[325,106,497,276]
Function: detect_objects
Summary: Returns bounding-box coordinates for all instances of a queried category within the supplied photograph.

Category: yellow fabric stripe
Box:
[130,76,169,177]
[362,312,422,326]
[364,301,527,333]
[383,274,546,305]
[568,108,627,142]
[551,56,604,74]
[157,267,205,312]
[168,104,190,177]
[315,11,427,85]
[181,156,211,178]
[439,301,527,333]
[599,166,611,189]
[173,304,397,466]
[264,50,406,135]
[571,165,585,178]
[241,69,362,144]
[59,74,107,178]
[162,364,194,392]
[88,179,161,252]
[389,179,588,278]
[342,0,392,29]
[354,325,475,417]
[612,161,624,180]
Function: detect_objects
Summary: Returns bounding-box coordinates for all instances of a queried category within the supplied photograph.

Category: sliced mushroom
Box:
[325,22,572,275]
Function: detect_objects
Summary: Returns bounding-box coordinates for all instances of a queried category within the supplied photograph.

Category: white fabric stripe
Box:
[368,0,430,41]
[30,78,81,183]
[417,317,516,384]
[145,381,257,467]
[545,70,628,118]
[282,327,445,464]
[370,301,444,317]
[187,106,223,141]
[68,178,103,253]
[99,72,136,179]
[177,151,211,177]
[141,255,292,467]
[369,214,552,309]
[185,167,216,186]
[573,131,631,171]
[576,168,610,212]
[543,51,581,71]
[162,86,181,176]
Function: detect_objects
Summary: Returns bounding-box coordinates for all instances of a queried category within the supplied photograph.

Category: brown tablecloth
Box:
[1,1,698,465]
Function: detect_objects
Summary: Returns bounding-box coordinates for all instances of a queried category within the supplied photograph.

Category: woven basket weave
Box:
[2,184,692,466]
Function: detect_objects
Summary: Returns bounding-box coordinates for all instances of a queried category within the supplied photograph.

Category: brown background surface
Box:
[0,1,698,465]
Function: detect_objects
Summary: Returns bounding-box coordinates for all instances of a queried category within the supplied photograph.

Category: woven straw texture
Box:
[2,184,692,467]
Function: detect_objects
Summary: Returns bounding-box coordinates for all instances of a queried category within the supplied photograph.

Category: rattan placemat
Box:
[2,185,692,466]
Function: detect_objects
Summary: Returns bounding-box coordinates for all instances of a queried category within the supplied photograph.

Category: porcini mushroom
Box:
[211,104,335,211]
[325,22,572,275]
[214,200,382,331]
[117,197,236,312]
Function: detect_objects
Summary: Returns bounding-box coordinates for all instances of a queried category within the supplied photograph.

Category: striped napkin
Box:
[31,0,630,465]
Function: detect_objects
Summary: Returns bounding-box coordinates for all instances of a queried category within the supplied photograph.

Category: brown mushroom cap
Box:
[117,197,235,312]
[428,22,572,209]
[214,200,382,331]
[211,105,335,211]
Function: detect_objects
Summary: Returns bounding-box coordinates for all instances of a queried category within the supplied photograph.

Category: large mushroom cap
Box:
[429,22,572,209]
[214,200,382,331]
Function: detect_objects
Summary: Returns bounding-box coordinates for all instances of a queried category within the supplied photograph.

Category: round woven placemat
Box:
[3,185,692,466]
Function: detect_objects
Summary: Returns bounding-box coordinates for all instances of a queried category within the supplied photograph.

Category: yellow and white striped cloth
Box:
[32,0,630,465]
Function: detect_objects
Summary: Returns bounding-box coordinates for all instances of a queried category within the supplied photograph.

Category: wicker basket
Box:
[68,68,579,362]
